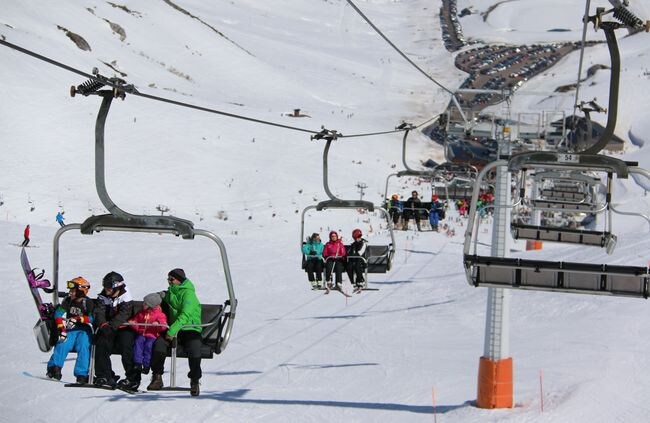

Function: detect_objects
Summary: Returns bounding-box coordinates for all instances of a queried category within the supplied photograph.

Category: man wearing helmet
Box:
[46,277,94,383]
[93,271,139,390]
[346,229,368,290]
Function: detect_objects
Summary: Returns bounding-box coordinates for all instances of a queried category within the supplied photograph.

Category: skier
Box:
[21,224,30,247]
[56,211,65,227]
[147,268,203,396]
[322,231,347,288]
[46,277,94,383]
[388,194,402,228]
[346,228,368,290]
[127,293,168,375]
[93,271,139,390]
[429,195,444,231]
[404,191,422,231]
[302,233,324,288]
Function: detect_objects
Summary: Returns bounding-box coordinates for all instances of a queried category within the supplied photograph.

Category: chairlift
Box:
[463,152,650,298]
[300,129,396,291]
[38,74,238,390]
[383,125,477,231]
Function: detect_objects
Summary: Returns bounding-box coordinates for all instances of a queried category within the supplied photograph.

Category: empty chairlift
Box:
[463,151,650,298]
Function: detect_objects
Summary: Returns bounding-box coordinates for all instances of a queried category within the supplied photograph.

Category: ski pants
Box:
[325,258,345,283]
[133,335,156,368]
[150,330,203,380]
[21,236,30,247]
[429,211,440,227]
[304,258,323,282]
[48,328,91,377]
[94,327,139,382]
[346,257,366,286]
[389,208,401,225]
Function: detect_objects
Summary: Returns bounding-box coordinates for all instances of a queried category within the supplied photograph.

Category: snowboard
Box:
[20,247,57,352]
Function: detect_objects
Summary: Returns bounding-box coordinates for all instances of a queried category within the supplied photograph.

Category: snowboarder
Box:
[322,231,347,288]
[346,228,368,290]
[21,224,30,247]
[127,292,167,376]
[56,211,65,227]
[147,268,203,396]
[46,277,94,383]
[302,233,324,288]
[93,271,139,390]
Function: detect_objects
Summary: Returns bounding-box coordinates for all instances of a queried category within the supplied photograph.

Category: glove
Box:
[58,331,67,343]
[66,317,78,329]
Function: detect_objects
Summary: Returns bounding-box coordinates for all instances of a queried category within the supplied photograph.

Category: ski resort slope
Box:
[1,1,650,422]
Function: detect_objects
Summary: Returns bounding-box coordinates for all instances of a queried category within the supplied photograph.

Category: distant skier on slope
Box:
[56,211,65,227]
[21,224,30,247]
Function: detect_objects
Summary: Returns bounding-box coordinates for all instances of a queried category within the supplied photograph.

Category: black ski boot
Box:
[46,366,62,380]
[190,379,200,397]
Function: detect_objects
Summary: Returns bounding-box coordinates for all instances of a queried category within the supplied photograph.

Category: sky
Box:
[1,1,650,422]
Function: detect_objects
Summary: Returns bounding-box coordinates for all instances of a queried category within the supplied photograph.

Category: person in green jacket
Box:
[146,268,203,396]
[302,232,324,288]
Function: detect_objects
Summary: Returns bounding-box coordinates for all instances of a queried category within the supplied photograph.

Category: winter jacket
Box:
[94,286,135,329]
[56,212,65,224]
[24,226,30,238]
[389,199,403,211]
[163,278,202,337]
[323,240,347,259]
[128,305,168,338]
[347,238,368,258]
[54,295,94,336]
[302,240,324,258]
[405,197,422,210]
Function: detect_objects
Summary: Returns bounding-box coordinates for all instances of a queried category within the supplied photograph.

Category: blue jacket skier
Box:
[46,277,94,383]
[429,195,444,231]
[56,211,65,227]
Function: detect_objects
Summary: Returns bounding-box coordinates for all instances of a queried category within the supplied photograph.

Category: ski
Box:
[64,382,144,394]
[22,371,65,384]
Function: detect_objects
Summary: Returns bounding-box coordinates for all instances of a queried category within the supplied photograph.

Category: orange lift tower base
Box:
[477,356,513,408]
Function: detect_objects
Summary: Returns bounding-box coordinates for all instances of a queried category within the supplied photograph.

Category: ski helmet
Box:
[352,228,362,239]
[67,277,90,295]
[391,194,398,200]
[102,271,124,289]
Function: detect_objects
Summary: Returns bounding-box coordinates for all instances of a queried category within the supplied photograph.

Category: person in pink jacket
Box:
[128,292,168,375]
[322,230,347,287]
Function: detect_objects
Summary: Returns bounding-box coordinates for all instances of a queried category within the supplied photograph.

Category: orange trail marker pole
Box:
[539,369,544,412]
[432,387,437,423]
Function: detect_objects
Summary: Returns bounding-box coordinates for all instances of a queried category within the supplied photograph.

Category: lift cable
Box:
[2,38,444,140]
[344,0,468,124]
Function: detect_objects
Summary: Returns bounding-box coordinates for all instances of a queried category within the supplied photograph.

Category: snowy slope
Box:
[2,1,650,422]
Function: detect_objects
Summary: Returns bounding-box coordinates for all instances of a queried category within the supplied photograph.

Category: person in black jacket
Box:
[346,228,368,290]
[404,191,422,231]
[93,271,139,390]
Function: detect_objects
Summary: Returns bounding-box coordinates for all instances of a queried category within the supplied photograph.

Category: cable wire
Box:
[0,38,448,139]
[344,0,468,124]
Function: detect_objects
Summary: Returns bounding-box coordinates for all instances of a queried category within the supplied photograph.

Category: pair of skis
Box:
[323,283,362,298]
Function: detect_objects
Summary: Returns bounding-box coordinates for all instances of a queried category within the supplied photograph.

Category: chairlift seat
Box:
[530,199,600,212]
[366,244,394,273]
[113,301,226,359]
[510,223,616,248]
[540,189,587,202]
[464,254,649,298]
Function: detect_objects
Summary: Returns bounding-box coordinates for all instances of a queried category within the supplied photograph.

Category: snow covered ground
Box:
[1,1,650,422]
